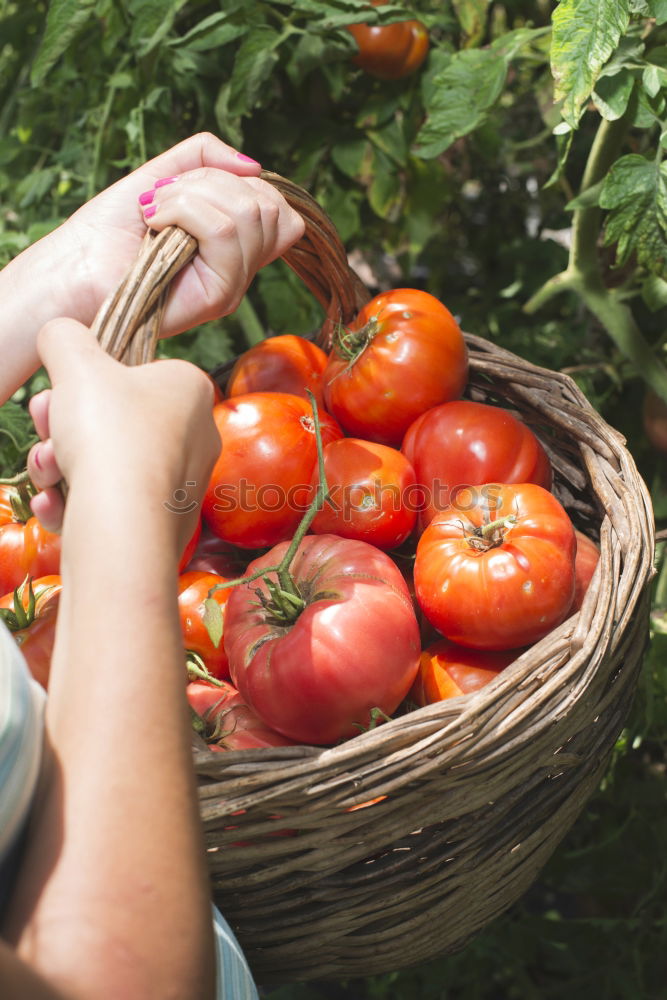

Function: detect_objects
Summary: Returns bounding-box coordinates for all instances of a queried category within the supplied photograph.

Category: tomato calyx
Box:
[0,575,51,631]
[466,513,518,552]
[329,316,380,375]
[186,651,225,688]
[0,473,37,524]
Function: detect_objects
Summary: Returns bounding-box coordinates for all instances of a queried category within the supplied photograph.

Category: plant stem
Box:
[235,296,266,348]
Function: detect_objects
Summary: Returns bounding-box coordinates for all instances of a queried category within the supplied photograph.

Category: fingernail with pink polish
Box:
[155,175,179,188]
[138,189,155,206]
[237,153,261,166]
[143,205,157,220]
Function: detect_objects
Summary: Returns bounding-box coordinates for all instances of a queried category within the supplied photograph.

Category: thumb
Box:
[36,317,110,385]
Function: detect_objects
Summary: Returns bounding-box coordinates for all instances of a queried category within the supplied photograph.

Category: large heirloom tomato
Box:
[409,639,518,706]
[414,483,576,650]
[224,534,421,745]
[310,437,417,550]
[226,334,329,409]
[402,399,552,530]
[0,484,61,594]
[347,2,429,80]
[178,570,233,680]
[187,680,294,751]
[323,289,468,447]
[202,392,343,549]
[0,574,62,689]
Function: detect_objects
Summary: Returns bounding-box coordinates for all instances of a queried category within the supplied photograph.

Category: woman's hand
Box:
[25,317,221,555]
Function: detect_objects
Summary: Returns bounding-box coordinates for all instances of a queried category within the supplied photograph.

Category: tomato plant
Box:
[402,399,552,530]
[409,639,518,706]
[0,483,61,594]
[0,574,61,689]
[226,334,329,408]
[224,533,421,745]
[310,437,417,550]
[323,289,468,447]
[178,570,233,680]
[414,483,576,650]
[187,680,294,751]
[572,529,600,613]
[203,392,343,549]
[347,2,429,81]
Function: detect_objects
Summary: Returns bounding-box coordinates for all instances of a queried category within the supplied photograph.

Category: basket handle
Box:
[91,171,370,365]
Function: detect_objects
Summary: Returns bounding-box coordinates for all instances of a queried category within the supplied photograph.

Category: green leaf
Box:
[649,0,667,23]
[599,153,667,278]
[0,401,38,476]
[642,63,663,98]
[30,0,97,86]
[228,26,281,117]
[128,0,191,56]
[331,138,370,180]
[565,179,604,210]
[592,69,635,120]
[172,13,247,53]
[368,147,403,219]
[551,0,631,128]
[203,599,223,649]
[414,48,508,158]
[451,0,490,46]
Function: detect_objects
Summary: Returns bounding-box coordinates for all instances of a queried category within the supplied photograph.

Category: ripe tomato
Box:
[310,437,417,550]
[409,639,517,706]
[348,2,429,80]
[178,570,234,680]
[178,517,202,573]
[323,289,468,447]
[224,534,421,745]
[571,529,600,612]
[414,483,576,650]
[402,399,553,531]
[185,525,249,578]
[0,484,61,595]
[186,681,295,750]
[226,335,329,409]
[203,392,343,549]
[0,574,61,689]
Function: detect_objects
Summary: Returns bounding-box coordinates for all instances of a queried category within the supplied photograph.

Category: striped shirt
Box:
[0,621,258,999]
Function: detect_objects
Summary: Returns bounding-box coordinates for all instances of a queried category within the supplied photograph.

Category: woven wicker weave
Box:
[92,174,655,985]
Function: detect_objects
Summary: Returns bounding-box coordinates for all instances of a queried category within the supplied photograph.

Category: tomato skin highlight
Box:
[414,483,576,651]
[410,640,517,706]
[0,575,61,689]
[310,437,417,550]
[178,570,233,680]
[324,289,468,447]
[224,534,421,745]
[226,335,329,409]
[348,4,429,80]
[202,392,343,549]
[0,485,61,595]
[402,400,553,531]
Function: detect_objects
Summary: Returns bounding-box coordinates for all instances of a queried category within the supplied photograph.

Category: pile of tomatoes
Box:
[0,287,600,754]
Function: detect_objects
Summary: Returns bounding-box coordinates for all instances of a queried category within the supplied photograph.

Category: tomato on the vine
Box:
[0,574,61,689]
[310,437,417,550]
[414,483,576,650]
[323,289,468,447]
[178,570,233,680]
[0,483,61,595]
[402,399,552,530]
[226,335,329,409]
[224,534,421,745]
[347,2,429,81]
[203,392,343,549]
[409,639,517,706]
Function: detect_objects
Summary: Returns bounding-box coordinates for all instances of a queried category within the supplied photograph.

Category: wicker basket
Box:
[92,174,655,985]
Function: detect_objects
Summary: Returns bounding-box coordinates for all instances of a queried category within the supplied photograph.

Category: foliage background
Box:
[1,1,666,997]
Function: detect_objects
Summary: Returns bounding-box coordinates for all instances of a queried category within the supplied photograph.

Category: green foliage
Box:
[1,2,666,996]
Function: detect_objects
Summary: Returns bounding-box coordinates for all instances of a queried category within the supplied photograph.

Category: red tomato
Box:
[571,529,600,612]
[323,289,468,447]
[348,3,429,80]
[414,483,576,650]
[226,335,329,409]
[402,400,553,531]
[0,575,61,689]
[203,392,343,549]
[0,484,61,594]
[224,534,421,745]
[310,438,417,550]
[186,680,294,750]
[185,525,249,578]
[409,640,517,706]
[178,571,233,680]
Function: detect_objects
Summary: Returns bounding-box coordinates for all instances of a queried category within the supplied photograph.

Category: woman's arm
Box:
[1,319,224,1000]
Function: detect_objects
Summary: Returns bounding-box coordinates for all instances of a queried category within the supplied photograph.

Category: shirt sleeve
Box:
[0,622,45,881]
[212,903,260,1000]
